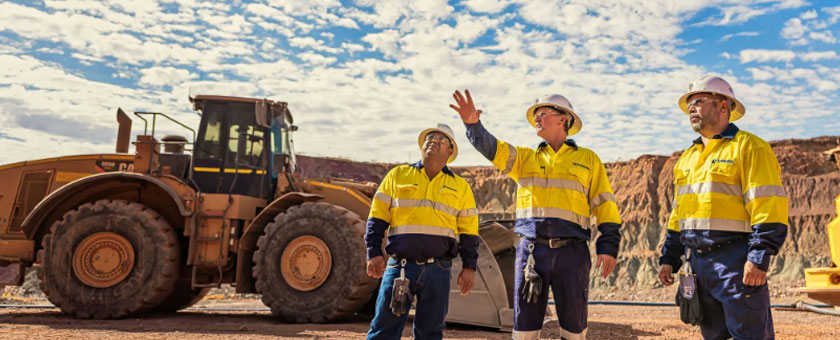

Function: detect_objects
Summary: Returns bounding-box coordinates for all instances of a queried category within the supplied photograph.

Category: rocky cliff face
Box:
[297,136,840,295]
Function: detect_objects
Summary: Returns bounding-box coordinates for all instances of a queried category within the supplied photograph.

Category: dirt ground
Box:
[0,299,838,340]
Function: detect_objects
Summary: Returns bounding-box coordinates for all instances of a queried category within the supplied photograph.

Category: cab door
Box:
[193,106,226,193]
[221,111,270,198]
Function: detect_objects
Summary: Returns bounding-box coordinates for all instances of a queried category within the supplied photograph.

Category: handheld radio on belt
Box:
[390,259,414,316]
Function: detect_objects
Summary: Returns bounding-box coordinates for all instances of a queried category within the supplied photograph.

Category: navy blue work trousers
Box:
[690,238,774,340]
[513,238,590,340]
[366,257,452,340]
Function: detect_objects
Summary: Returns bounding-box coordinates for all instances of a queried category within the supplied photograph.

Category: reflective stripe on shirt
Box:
[388,224,458,239]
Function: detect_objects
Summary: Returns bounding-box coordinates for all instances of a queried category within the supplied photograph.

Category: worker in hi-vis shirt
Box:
[365,123,479,340]
[659,75,788,340]
[451,90,621,340]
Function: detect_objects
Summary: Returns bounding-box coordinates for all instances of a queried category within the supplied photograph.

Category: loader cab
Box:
[190,96,283,199]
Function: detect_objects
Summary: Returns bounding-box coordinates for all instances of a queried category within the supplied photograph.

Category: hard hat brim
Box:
[678,91,745,122]
[526,103,583,136]
[418,128,458,163]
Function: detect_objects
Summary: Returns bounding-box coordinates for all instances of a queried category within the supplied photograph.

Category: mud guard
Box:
[20,172,191,239]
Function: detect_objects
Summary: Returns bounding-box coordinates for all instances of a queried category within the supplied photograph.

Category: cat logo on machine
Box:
[96,160,134,173]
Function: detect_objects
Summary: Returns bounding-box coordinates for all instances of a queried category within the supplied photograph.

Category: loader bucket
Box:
[446,221,519,331]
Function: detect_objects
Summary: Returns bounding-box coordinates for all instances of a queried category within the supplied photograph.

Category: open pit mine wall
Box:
[296,136,840,292]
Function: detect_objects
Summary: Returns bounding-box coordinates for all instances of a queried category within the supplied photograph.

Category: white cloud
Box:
[746,67,774,81]
[361,30,402,57]
[693,1,807,27]
[781,6,840,45]
[263,0,341,16]
[341,42,366,53]
[139,66,194,87]
[800,10,818,20]
[800,51,839,61]
[781,18,807,39]
[298,52,337,66]
[336,17,361,29]
[718,31,761,42]
[808,30,837,43]
[0,1,838,167]
[463,0,511,14]
[289,37,342,54]
[739,49,796,63]
[823,6,840,25]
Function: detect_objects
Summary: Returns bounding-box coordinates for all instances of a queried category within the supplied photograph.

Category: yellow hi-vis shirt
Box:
[366,162,480,267]
[464,121,621,255]
[493,140,621,229]
[667,126,789,233]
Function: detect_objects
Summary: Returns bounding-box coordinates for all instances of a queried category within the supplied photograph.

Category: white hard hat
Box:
[525,94,583,136]
[418,123,458,163]
[678,75,745,122]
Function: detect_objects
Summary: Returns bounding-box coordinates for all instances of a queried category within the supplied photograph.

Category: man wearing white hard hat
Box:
[658,75,788,339]
[451,90,622,340]
[365,123,479,340]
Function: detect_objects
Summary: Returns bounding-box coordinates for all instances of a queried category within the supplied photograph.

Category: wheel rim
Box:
[280,235,332,291]
[72,232,135,288]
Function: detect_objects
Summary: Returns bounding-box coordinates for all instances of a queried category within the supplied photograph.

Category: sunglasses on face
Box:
[425,133,452,146]
[687,97,723,109]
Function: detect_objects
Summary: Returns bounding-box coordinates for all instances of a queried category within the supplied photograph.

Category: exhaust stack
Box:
[116,108,132,153]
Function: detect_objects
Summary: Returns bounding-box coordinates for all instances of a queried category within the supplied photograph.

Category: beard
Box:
[691,121,702,133]
[690,113,717,133]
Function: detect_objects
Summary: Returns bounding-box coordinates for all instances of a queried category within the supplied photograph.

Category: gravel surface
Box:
[0,300,838,339]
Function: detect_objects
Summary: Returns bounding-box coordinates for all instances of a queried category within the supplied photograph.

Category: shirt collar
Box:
[538,139,578,150]
[410,160,454,177]
[692,123,739,145]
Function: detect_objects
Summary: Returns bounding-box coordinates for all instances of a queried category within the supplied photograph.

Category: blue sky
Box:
[0,0,838,165]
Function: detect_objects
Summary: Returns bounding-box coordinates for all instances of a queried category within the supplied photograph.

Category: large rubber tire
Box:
[253,202,378,323]
[152,263,211,313]
[37,199,180,319]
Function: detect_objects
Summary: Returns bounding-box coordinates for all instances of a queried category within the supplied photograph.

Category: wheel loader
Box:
[0,95,517,330]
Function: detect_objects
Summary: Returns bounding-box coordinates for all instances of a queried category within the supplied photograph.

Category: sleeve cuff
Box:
[364,217,389,260]
[459,234,480,270]
[461,257,477,270]
[367,247,384,260]
[659,256,683,273]
[595,243,618,258]
[595,223,620,258]
[748,249,771,271]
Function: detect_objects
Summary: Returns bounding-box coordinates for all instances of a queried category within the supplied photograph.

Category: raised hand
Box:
[450,89,482,124]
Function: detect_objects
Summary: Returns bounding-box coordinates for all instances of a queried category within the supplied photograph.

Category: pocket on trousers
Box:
[435,259,452,271]
[743,285,770,310]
